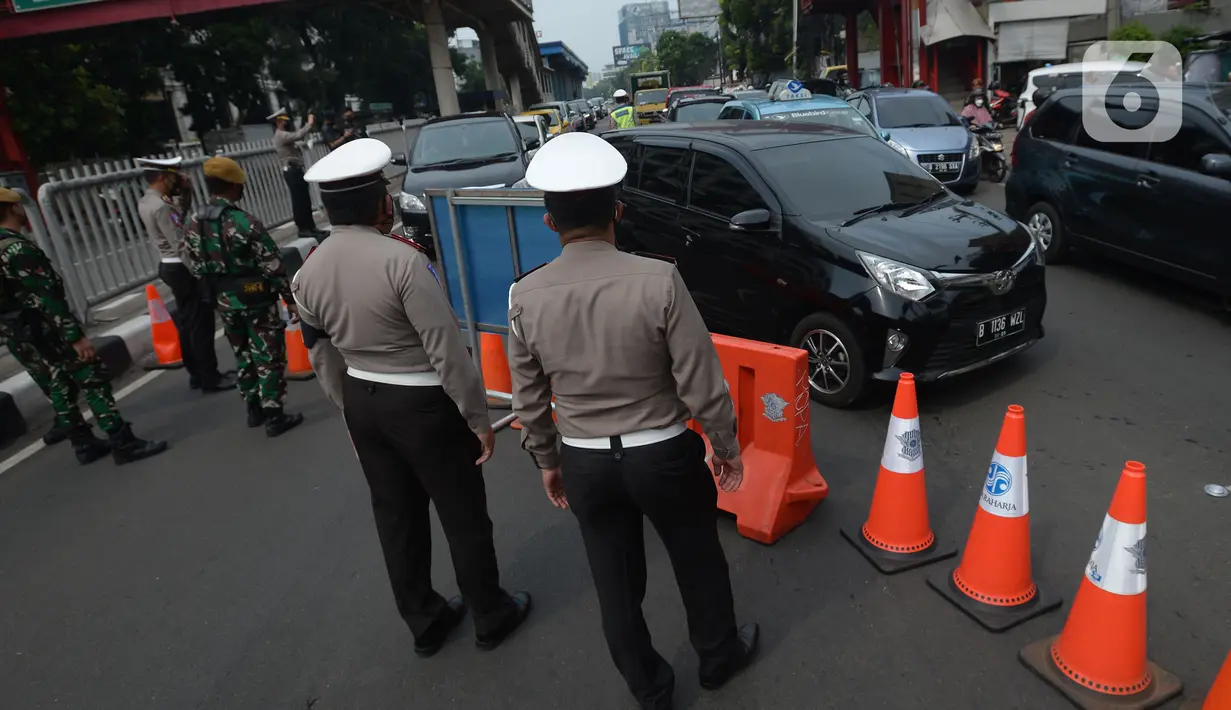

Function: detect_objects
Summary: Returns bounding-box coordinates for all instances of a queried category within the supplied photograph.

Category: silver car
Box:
[845,88,980,194]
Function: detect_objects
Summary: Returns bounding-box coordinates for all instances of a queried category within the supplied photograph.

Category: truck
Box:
[628,70,671,125]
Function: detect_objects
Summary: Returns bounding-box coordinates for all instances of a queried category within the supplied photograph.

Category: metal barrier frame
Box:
[424,187,547,394]
[31,121,417,323]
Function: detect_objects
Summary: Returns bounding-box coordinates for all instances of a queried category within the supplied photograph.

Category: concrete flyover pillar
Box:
[423,0,460,116]
[508,73,523,112]
[478,25,505,109]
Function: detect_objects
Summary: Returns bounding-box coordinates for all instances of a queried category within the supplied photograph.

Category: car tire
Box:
[1024,201,1068,263]
[790,312,868,409]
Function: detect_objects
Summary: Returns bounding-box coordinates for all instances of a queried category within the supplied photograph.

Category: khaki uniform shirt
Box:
[273,124,313,167]
[508,240,739,470]
[291,225,491,435]
[137,188,188,262]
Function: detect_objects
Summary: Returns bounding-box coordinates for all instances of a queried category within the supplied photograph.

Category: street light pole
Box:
[792,0,799,77]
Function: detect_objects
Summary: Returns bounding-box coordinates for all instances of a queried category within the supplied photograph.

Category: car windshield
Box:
[411,118,518,166]
[515,122,539,141]
[636,89,669,105]
[763,106,880,138]
[875,95,961,128]
[760,137,944,222]
[675,102,726,122]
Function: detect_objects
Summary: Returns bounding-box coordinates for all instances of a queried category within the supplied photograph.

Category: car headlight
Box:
[857,251,936,301]
[1019,221,1046,266]
[400,191,426,213]
[886,139,910,157]
[968,141,979,158]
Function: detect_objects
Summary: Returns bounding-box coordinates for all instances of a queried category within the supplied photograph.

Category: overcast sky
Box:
[456,0,631,75]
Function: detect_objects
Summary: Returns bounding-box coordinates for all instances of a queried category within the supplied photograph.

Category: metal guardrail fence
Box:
[35,121,417,322]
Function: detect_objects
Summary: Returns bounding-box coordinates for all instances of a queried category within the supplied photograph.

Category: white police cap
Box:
[135,156,184,171]
[524,132,627,193]
[613,89,628,98]
[303,138,392,193]
[267,107,291,121]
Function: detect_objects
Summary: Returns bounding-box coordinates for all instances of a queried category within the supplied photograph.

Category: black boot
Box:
[247,402,266,428]
[43,422,72,446]
[70,425,112,465]
[109,423,169,465]
[200,372,238,394]
[264,408,304,438]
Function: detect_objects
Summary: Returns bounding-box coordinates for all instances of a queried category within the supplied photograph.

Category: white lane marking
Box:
[0,328,227,477]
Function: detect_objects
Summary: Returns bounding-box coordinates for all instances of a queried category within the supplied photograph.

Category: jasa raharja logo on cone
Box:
[980,459,1025,516]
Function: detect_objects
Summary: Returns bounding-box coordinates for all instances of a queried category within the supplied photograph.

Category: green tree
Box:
[657,31,719,86]
[719,0,792,83]
[457,58,487,92]
[1160,24,1204,59]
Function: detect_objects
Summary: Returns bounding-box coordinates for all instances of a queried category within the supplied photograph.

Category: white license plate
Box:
[923,161,961,173]
[977,309,1026,346]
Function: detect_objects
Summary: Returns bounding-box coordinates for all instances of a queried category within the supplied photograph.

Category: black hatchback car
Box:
[606,122,1047,407]
[1006,84,1231,296]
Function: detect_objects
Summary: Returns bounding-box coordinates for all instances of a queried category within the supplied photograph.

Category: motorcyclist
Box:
[961,91,994,127]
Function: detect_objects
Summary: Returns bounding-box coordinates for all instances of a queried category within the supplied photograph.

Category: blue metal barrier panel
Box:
[429,190,559,332]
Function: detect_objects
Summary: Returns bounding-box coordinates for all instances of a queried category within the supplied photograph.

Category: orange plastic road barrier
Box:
[1020,461,1182,709]
[841,372,956,574]
[690,334,829,545]
[142,284,183,370]
[283,301,315,381]
[482,332,513,409]
[1179,651,1231,710]
[928,405,1062,631]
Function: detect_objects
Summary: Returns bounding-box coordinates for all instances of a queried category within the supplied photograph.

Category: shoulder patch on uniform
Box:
[384,232,428,253]
[513,262,549,283]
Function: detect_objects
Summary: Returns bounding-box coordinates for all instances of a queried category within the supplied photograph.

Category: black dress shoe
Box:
[414,596,468,658]
[475,591,532,651]
[699,623,760,691]
[200,372,238,393]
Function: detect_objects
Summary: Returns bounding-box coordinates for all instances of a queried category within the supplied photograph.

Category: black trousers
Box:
[342,375,514,639]
[157,262,220,384]
[561,429,744,710]
[282,164,317,234]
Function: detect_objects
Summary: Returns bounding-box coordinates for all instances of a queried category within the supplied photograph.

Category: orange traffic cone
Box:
[928,405,1062,631]
[1020,461,1182,709]
[142,284,183,370]
[283,301,315,381]
[841,373,955,574]
[482,332,512,409]
[1180,651,1231,710]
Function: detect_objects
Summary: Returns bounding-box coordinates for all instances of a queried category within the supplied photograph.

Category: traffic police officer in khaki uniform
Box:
[269,107,326,240]
[507,132,759,710]
[292,139,531,657]
[135,156,234,393]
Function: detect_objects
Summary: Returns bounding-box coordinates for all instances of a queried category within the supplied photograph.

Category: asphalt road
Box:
[1,182,1229,710]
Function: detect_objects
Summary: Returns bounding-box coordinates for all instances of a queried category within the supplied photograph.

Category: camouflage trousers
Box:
[220,304,287,410]
[6,339,123,434]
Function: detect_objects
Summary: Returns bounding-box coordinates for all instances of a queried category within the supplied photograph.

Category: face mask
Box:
[975,99,985,108]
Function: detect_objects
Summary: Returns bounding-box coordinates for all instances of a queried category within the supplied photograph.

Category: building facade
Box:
[618,1,672,47]
[538,40,589,102]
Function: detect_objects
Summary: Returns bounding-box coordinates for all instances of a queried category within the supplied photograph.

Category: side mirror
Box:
[1031,88,1054,108]
[960,115,973,128]
[729,208,772,231]
[524,137,541,151]
[880,130,891,141]
[391,152,408,167]
[1201,153,1231,178]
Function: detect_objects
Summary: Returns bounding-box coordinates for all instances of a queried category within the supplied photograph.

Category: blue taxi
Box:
[716,83,909,158]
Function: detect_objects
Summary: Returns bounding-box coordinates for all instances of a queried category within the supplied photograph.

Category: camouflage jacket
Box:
[184,198,291,311]
[0,227,86,345]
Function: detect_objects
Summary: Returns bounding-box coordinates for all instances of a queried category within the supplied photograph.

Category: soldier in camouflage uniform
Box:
[0,188,168,465]
[184,157,304,437]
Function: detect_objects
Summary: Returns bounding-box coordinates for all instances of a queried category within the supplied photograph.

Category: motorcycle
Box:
[968,121,1007,183]
[987,82,1019,127]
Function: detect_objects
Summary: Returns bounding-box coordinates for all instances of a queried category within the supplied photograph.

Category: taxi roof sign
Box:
[777,87,813,101]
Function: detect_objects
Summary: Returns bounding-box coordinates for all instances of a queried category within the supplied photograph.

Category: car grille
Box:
[923,281,1044,374]
[916,152,965,183]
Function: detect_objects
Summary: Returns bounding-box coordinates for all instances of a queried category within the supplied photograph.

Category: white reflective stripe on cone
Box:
[1084,515,1147,596]
[979,452,1029,518]
[880,415,924,474]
